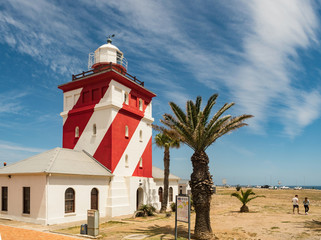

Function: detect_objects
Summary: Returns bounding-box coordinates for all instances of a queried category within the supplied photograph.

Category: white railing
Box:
[88,52,128,70]
[88,52,95,70]
[117,56,128,70]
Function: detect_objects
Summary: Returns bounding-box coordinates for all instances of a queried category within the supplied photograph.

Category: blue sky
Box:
[1,0,321,186]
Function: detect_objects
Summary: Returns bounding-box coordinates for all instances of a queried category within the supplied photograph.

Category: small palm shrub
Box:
[139,204,156,216]
[170,202,176,212]
[236,185,241,191]
[231,189,265,212]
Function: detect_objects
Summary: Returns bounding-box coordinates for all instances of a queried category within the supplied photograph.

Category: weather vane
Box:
[107,34,115,43]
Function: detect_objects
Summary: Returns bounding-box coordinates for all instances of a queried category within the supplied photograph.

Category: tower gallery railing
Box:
[72,63,144,87]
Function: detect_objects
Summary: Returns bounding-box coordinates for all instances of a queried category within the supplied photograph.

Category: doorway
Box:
[136,188,144,210]
[91,188,99,210]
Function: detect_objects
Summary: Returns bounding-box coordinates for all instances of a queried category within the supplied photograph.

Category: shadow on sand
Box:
[304,220,321,232]
[132,224,191,239]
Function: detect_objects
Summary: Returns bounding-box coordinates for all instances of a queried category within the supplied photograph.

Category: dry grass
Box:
[57,187,321,239]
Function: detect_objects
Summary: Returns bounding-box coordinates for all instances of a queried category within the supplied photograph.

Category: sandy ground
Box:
[0,224,83,240]
[2,187,321,239]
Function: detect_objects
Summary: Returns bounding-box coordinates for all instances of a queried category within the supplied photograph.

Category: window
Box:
[158,187,163,202]
[82,91,90,103]
[139,99,143,111]
[75,126,79,138]
[139,130,143,142]
[23,187,30,214]
[1,187,8,211]
[139,157,143,168]
[93,124,97,135]
[91,188,98,210]
[124,92,129,105]
[125,126,129,138]
[92,88,100,101]
[169,187,173,202]
[65,188,75,213]
[125,155,129,168]
[117,51,123,64]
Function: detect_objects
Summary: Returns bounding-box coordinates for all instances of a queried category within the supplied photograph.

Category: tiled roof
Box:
[152,166,180,180]
[0,148,113,176]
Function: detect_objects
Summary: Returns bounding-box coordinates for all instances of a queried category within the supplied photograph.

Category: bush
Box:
[139,204,156,216]
[236,185,242,191]
[170,202,176,212]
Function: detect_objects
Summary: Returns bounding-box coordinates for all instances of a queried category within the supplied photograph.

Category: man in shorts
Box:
[292,195,299,214]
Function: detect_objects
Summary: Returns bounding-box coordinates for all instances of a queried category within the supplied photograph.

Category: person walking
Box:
[303,197,310,215]
[292,195,299,214]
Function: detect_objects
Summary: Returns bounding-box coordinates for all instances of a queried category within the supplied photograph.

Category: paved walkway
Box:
[0,225,82,240]
[0,214,132,240]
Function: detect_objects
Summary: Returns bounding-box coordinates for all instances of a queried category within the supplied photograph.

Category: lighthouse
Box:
[58,38,158,215]
[0,38,180,224]
[58,38,155,178]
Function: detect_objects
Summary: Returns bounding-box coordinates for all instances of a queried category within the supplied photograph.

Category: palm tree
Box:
[160,93,253,240]
[154,132,180,213]
[231,189,265,212]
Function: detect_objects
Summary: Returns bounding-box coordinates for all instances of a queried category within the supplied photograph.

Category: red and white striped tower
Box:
[58,38,156,180]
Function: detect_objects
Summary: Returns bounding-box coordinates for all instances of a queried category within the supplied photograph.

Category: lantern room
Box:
[88,37,128,72]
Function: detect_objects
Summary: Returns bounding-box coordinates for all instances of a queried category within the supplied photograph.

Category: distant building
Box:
[0,39,179,225]
[178,179,191,195]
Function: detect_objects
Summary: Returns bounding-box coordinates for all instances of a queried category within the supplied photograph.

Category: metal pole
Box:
[188,195,191,240]
[175,195,178,240]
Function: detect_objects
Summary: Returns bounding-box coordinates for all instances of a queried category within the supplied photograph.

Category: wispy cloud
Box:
[227,0,321,137]
[0,140,47,164]
[1,0,320,138]
[0,142,45,153]
[0,90,28,114]
[0,0,89,77]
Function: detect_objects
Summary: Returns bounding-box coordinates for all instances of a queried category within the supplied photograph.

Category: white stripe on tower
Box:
[61,88,83,125]
[73,80,131,156]
[112,105,153,176]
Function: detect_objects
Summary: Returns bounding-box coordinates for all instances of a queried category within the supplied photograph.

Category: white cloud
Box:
[223,0,321,137]
[0,140,47,164]
[0,91,28,114]
[1,0,320,138]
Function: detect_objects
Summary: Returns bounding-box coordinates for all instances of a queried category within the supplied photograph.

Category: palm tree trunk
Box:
[160,147,170,212]
[190,151,214,240]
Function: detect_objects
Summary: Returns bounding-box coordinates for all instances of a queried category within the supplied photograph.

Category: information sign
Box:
[175,195,191,240]
[177,196,189,222]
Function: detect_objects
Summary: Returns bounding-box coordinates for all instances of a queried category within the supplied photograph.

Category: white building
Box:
[0,39,180,225]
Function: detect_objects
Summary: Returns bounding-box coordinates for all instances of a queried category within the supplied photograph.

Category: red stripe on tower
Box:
[93,108,143,172]
[132,137,153,178]
[62,80,111,149]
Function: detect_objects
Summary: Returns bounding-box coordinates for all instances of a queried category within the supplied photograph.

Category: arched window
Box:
[65,188,75,213]
[158,187,163,202]
[139,98,143,111]
[93,124,97,135]
[139,130,143,142]
[169,187,173,202]
[75,126,79,138]
[91,188,98,210]
[139,157,143,168]
[125,154,129,168]
[125,125,129,138]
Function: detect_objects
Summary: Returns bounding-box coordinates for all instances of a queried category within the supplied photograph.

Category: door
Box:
[91,188,99,210]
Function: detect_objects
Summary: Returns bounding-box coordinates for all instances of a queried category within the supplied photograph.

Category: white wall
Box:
[47,174,110,225]
[0,174,47,224]
[153,179,179,210]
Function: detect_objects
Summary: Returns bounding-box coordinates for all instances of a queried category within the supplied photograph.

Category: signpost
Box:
[175,195,191,240]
